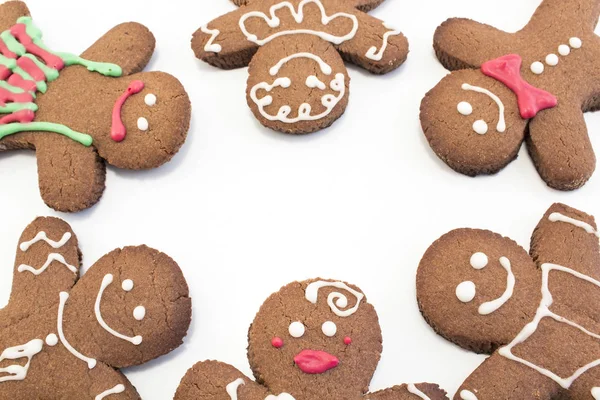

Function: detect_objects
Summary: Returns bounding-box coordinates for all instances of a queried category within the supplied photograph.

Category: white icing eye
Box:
[45,333,58,346]
[321,321,337,337]
[122,279,134,292]
[289,321,305,338]
[456,281,476,303]
[545,54,559,66]
[457,101,473,116]
[472,120,488,135]
[569,37,582,49]
[133,305,146,321]
[145,93,157,106]
[530,61,544,74]
[558,44,570,56]
[470,252,488,269]
[137,117,149,131]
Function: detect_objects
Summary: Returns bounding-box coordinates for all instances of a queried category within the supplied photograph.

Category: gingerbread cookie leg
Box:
[366,384,448,400]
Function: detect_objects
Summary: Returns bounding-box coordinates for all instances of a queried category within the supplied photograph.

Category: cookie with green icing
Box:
[0,1,191,212]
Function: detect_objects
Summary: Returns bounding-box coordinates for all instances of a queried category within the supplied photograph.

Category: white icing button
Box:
[45,333,58,346]
[530,61,544,74]
[321,321,337,337]
[122,279,134,292]
[456,281,476,303]
[133,305,146,321]
[470,252,488,269]
[289,321,305,338]
[569,37,582,49]
[545,54,559,66]
[144,93,157,106]
[137,117,149,131]
[472,120,488,135]
[558,44,571,56]
[457,101,473,116]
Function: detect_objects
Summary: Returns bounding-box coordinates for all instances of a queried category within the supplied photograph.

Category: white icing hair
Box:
[304,280,364,317]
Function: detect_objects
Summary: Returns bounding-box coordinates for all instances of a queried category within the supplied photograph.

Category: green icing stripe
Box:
[0,80,26,94]
[22,54,59,82]
[0,102,37,114]
[0,54,17,69]
[58,52,122,77]
[0,122,92,147]
[0,31,25,56]
[17,17,42,41]
[12,66,47,93]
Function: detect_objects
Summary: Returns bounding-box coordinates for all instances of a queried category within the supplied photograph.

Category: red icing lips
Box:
[293,350,339,374]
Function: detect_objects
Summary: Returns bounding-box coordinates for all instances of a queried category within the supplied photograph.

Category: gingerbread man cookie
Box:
[175,279,447,400]
[193,0,409,134]
[0,216,192,399]
[0,1,191,212]
[420,0,600,190]
[417,203,600,399]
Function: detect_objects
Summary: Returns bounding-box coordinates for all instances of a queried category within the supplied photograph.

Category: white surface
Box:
[1,0,600,398]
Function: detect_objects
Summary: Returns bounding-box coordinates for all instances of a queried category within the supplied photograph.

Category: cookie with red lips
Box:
[175,279,448,400]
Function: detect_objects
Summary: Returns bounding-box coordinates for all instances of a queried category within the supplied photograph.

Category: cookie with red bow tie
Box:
[175,279,447,400]
[420,0,600,190]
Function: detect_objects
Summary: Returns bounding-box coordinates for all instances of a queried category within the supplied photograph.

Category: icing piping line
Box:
[20,231,71,251]
[365,23,401,62]
[201,26,221,53]
[269,52,332,76]
[461,83,506,133]
[58,292,97,369]
[478,256,515,315]
[407,383,431,400]
[226,378,245,400]
[95,384,126,400]
[305,281,364,317]
[0,339,43,382]
[18,253,77,275]
[549,212,600,238]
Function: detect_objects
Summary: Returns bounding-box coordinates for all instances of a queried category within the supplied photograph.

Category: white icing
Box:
[20,231,71,251]
[592,387,600,399]
[200,25,222,53]
[45,333,58,346]
[226,378,245,400]
[137,117,149,131]
[531,61,544,74]
[478,257,515,315]
[305,281,364,317]
[499,263,600,388]
[470,252,488,269]
[144,94,156,107]
[269,52,332,76]
[460,390,479,400]
[265,395,296,400]
[289,321,305,338]
[0,339,43,382]
[306,75,327,90]
[456,281,476,303]
[407,383,431,399]
[95,384,125,400]
[239,0,358,46]
[58,292,97,369]
[558,44,571,56]
[549,212,600,238]
[18,253,77,275]
[321,321,337,337]
[122,279,134,292]
[570,37,582,49]
[365,23,401,61]
[545,54,559,66]
[462,83,506,133]
[457,101,473,116]
[472,120,488,135]
[95,274,143,345]
[133,305,146,321]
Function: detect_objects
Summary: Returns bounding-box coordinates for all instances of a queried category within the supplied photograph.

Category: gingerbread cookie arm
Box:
[366,383,449,399]
[526,101,595,190]
[433,18,515,70]
[0,1,30,32]
[174,361,269,400]
[522,0,600,34]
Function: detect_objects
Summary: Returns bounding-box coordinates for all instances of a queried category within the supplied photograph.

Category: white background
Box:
[1,0,599,398]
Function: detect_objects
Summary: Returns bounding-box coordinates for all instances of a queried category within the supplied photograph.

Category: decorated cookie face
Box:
[175,279,448,400]
[192,0,408,134]
[0,217,191,398]
[0,2,190,212]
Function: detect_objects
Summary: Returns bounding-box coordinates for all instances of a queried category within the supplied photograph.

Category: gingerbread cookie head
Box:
[420,0,600,190]
[418,203,600,399]
[192,0,408,134]
[0,1,190,212]
[0,217,192,398]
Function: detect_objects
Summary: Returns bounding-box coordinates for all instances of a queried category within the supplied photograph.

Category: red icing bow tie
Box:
[481,54,557,119]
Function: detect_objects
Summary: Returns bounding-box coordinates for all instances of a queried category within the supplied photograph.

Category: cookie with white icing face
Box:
[417,203,600,399]
[0,217,192,399]
[175,279,448,400]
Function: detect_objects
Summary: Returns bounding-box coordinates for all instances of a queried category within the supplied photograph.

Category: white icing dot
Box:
[122,279,134,292]
[530,61,544,74]
[472,120,488,135]
[289,321,305,338]
[456,281,476,303]
[457,101,473,116]
[137,117,149,131]
[569,37,582,49]
[133,305,146,321]
[144,93,157,106]
[591,387,600,399]
[470,252,488,269]
[45,333,58,346]
[545,54,559,66]
[321,321,337,337]
[558,44,571,56]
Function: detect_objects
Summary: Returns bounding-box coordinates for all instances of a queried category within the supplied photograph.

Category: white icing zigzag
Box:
[365,23,400,61]
[239,0,358,46]
[201,25,222,53]
[20,231,72,251]
[0,339,43,383]
[18,253,77,276]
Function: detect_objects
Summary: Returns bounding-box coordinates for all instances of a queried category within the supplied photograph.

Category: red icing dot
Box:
[271,337,284,348]
[344,336,352,345]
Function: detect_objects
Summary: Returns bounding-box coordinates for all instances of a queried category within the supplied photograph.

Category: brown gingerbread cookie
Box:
[417,203,600,399]
[174,279,447,400]
[192,0,409,134]
[420,0,600,190]
[0,1,191,212]
[0,217,192,399]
